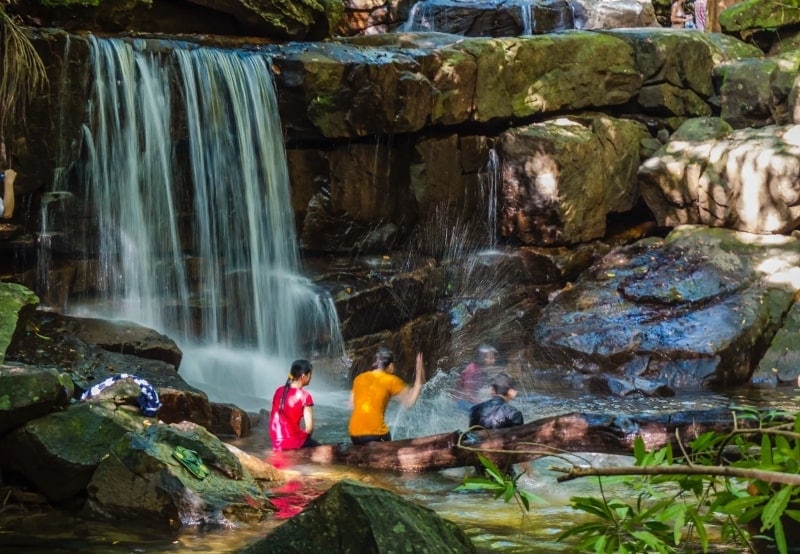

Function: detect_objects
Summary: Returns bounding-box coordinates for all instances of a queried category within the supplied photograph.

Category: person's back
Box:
[269,359,317,451]
[468,374,523,430]
[349,368,406,438]
[469,395,523,429]
[349,348,425,444]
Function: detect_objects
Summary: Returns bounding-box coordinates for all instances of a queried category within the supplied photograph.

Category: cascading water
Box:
[401,1,439,32]
[520,2,534,35]
[68,37,344,411]
[482,147,500,250]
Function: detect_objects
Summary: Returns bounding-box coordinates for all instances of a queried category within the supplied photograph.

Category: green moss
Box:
[720,0,800,32]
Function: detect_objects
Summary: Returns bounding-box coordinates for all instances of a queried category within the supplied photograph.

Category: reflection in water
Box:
[4,373,797,551]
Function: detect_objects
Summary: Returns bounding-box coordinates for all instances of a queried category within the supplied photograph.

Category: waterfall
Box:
[69,37,344,410]
[482,147,500,249]
[401,1,442,32]
[520,2,534,35]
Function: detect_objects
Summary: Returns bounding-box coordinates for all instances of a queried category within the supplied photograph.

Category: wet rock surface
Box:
[534,225,800,393]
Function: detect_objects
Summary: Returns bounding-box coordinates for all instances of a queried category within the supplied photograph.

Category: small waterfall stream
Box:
[65,37,344,410]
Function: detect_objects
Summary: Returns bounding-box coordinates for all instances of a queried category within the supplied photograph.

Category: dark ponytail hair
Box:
[279,359,313,412]
[371,347,395,370]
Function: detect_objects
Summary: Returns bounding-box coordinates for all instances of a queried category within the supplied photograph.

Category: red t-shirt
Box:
[269,386,314,451]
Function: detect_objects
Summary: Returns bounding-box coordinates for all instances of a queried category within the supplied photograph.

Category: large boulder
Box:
[533,225,800,392]
[0,400,147,502]
[715,49,800,128]
[603,28,763,117]
[719,0,800,38]
[6,310,215,429]
[241,479,475,553]
[48,314,183,368]
[752,299,800,386]
[639,120,800,234]
[498,114,649,245]
[86,421,273,526]
[271,31,644,138]
[0,365,74,435]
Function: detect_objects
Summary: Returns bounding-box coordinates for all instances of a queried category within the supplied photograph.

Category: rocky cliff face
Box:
[3,0,800,387]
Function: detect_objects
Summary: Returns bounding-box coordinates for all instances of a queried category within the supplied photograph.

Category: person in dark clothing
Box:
[469,373,523,429]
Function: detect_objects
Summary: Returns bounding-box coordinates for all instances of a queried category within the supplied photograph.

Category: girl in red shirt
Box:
[269,360,319,451]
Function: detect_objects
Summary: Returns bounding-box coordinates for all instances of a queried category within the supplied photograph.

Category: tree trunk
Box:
[276,408,751,472]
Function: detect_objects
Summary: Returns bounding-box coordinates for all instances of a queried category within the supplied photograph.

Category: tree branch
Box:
[551,463,800,487]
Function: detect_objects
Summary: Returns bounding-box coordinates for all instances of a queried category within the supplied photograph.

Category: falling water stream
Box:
[62,37,345,412]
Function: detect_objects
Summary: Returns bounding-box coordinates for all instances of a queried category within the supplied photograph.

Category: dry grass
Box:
[0,7,48,162]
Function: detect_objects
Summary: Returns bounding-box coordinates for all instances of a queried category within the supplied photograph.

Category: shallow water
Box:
[2,381,798,553]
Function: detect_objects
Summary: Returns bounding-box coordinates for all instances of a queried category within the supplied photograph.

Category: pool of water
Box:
[1,380,797,553]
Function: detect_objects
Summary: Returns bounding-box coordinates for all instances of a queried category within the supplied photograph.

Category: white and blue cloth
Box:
[80,373,162,416]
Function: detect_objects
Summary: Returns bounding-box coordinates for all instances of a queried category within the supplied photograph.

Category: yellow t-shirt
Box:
[348,370,407,437]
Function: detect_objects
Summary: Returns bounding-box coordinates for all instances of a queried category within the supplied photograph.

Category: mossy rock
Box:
[720,0,800,34]
[0,283,39,364]
[242,479,475,553]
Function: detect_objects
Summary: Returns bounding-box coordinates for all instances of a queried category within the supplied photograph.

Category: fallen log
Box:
[273,407,760,472]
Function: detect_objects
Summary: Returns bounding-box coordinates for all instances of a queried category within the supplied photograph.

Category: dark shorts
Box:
[351,433,391,445]
[301,436,320,448]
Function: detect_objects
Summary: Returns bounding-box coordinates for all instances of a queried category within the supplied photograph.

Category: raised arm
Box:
[397,353,425,408]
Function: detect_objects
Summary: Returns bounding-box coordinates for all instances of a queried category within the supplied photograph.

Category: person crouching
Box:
[469,373,523,430]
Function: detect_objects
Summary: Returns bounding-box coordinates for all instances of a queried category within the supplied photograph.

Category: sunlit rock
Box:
[271,32,643,137]
[572,0,658,29]
[498,114,648,245]
[604,28,764,115]
[640,120,800,234]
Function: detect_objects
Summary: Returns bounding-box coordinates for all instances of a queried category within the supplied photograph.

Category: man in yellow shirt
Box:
[349,347,425,444]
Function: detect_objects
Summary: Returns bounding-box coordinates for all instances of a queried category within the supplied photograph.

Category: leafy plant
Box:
[455,453,542,513]
[555,409,800,553]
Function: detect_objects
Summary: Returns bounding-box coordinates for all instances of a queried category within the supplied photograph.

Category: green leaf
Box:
[762,485,792,530]
[688,508,708,551]
[631,530,669,552]
[761,434,773,465]
[634,436,646,464]
[774,515,787,554]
